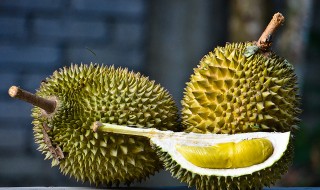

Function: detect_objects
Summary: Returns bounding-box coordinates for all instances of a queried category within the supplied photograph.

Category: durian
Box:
[177,13,300,189]
[181,41,300,134]
[181,13,300,134]
[8,63,179,186]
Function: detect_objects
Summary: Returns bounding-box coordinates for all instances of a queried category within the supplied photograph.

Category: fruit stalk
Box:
[92,121,156,138]
[257,12,285,51]
[92,121,176,139]
[8,86,56,114]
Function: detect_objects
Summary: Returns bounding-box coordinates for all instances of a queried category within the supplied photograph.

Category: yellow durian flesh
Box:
[150,131,290,177]
[176,138,274,169]
[151,131,292,190]
[94,122,290,176]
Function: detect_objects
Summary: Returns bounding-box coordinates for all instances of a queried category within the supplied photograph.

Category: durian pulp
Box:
[94,122,290,177]
[175,138,274,169]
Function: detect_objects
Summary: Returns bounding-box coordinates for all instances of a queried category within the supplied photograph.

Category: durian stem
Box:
[257,12,285,51]
[8,86,56,114]
[92,121,172,138]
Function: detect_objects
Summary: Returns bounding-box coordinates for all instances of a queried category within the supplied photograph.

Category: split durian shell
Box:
[32,64,179,186]
[93,122,293,190]
[181,42,300,134]
[153,132,293,190]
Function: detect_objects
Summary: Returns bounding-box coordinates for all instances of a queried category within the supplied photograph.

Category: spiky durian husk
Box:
[181,42,300,134]
[153,139,294,190]
[32,64,179,186]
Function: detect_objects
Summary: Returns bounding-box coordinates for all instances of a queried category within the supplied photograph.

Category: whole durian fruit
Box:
[9,63,179,186]
[181,41,299,134]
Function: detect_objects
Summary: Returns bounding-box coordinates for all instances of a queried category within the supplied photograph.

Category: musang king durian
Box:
[92,12,301,190]
[8,64,179,186]
[175,12,300,189]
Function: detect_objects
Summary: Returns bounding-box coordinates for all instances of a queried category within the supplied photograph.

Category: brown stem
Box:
[257,12,285,51]
[92,121,103,133]
[8,86,56,114]
[41,124,64,161]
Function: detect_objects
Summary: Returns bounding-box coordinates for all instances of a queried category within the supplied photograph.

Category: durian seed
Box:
[175,138,274,169]
[8,86,56,114]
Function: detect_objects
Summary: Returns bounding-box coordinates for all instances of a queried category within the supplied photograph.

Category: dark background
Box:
[0,0,319,187]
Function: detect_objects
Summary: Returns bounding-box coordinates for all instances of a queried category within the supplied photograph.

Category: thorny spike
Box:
[8,85,57,114]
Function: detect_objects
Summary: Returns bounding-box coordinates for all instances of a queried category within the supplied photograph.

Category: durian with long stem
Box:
[177,12,300,190]
[9,64,179,186]
[181,13,300,134]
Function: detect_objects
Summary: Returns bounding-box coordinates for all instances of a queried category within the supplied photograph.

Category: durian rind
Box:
[32,63,179,185]
[181,42,300,134]
[153,137,293,190]
[151,132,290,176]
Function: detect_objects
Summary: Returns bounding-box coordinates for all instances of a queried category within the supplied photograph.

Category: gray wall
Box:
[145,1,228,106]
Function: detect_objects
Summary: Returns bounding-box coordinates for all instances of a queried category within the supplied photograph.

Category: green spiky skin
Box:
[153,140,294,190]
[182,42,300,134]
[32,64,179,186]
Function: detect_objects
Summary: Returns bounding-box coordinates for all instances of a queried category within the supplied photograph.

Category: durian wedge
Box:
[92,122,292,189]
